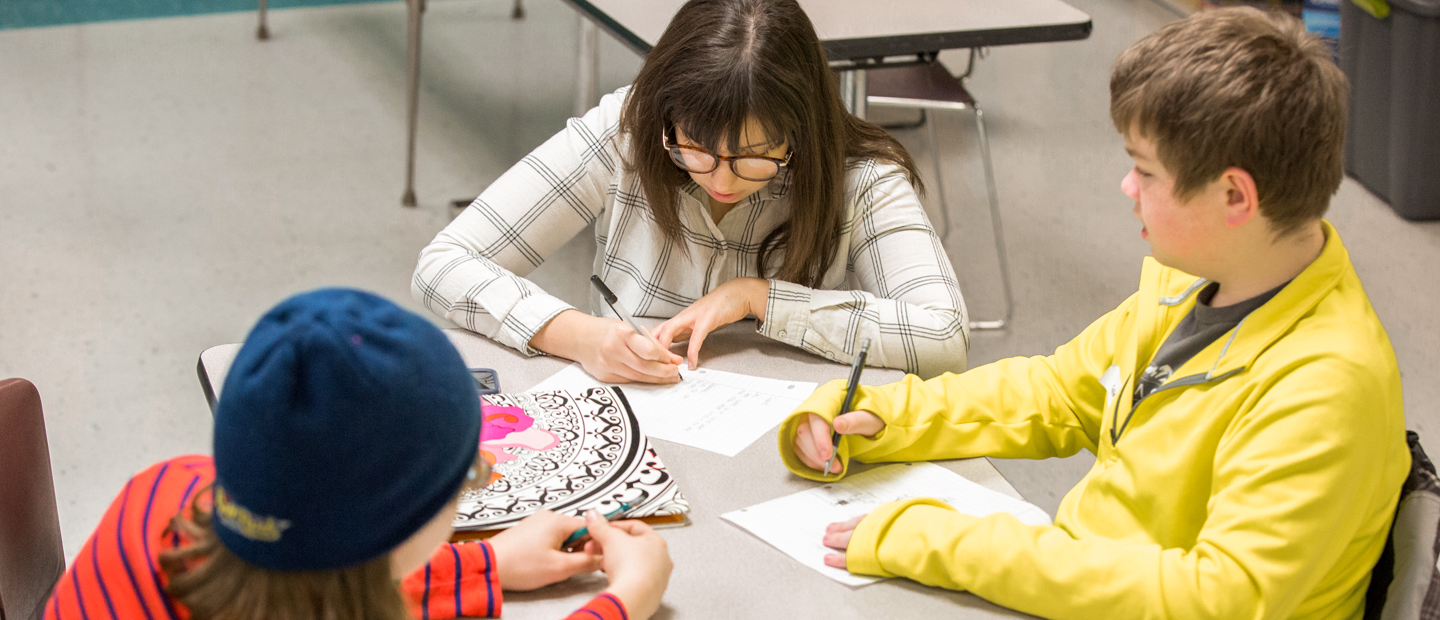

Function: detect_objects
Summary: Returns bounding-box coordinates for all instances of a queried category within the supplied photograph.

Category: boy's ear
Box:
[1220,166,1260,229]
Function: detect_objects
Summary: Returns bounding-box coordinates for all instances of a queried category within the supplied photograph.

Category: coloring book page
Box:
[454,387,689,531]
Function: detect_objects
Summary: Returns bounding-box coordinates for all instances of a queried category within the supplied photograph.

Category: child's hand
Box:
[821,514,867,569]
[487,510,603,591]
[586,511,673,620]
[794,411,885,474]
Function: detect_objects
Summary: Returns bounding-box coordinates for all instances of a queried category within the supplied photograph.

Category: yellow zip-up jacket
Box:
[778,222,1408,619]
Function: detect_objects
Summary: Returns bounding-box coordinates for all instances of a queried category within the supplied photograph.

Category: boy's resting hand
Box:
[793,411,886,474]
[586,510,673,620]
[487,509,603,591]
[821,514,867,569]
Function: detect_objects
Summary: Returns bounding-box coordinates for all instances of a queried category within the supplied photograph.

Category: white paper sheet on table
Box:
[722,462,1053,587]
[526,363,818,457]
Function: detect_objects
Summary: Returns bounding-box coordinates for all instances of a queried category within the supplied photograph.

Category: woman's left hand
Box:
[821,514,867,569]
[651,277,770,370]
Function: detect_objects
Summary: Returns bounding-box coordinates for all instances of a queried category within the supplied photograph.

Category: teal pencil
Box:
[562,498,638,550]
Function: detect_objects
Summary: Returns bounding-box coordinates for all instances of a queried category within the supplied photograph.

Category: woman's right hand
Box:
[530,310,683,384]
[585,511,673,620]
[581,319,684,384]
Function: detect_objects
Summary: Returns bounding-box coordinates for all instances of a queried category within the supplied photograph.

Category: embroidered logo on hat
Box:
[215,485,292,542]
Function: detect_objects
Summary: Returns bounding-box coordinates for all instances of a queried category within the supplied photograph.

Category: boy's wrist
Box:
[602,581,658,620]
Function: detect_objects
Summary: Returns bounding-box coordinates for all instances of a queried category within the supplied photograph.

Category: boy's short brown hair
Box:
[1110,7,1347,235]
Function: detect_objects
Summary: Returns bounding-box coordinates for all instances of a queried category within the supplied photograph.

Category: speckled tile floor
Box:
[2,0,1436,561]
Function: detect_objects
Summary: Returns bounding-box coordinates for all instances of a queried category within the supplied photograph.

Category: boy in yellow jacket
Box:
[780,8,1409,619]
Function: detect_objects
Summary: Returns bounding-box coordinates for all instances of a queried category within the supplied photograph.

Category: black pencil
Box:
[823,338,870,476]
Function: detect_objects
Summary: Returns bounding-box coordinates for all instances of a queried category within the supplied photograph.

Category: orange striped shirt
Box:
[45,456,627,620]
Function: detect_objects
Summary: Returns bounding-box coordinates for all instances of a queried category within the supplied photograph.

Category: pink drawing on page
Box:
[479,401,559,485]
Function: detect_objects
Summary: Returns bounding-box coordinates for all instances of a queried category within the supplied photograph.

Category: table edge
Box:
[559,0,1093,58]
[826,20,1093,60]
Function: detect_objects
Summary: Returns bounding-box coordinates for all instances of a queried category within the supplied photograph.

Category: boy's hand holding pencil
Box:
[794,410,885,475]
[486,509,603,591]
[794,337,885,476]
[586,509,672,620]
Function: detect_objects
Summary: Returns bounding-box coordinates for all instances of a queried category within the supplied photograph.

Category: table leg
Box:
[839,70,868,120]
[969,106,1013,330]
[402,0,425,207]
[574,17,600,118]
[926,109,951,240]
[257,0,269,40]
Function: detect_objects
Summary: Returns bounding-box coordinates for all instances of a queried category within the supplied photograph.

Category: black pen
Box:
[590,275,679,378]
[590,275,662,347]
[823,338,870,476]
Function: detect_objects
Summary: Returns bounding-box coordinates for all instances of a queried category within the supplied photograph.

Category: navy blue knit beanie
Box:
[212,288,481,571]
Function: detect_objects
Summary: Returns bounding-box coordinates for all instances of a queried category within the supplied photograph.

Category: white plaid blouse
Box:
[413,87,969,377]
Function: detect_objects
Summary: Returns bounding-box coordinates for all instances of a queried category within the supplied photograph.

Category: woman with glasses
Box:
[414,0,969,383]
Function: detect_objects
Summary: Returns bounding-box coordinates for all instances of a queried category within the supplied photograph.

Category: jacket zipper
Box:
[1109,314,1251,445]
[1109,367,1244,445]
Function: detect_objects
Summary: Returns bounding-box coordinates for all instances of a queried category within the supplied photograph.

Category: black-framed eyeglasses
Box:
[662,129,791,182]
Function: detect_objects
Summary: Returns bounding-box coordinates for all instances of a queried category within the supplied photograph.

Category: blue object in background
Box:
[0,0,377,31]
[1304,0,1343,58]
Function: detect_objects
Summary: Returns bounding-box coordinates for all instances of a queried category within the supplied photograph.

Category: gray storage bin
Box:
[1339,0,1440,220]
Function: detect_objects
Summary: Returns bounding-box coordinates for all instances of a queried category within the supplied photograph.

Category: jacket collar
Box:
[1147,220,1350,377]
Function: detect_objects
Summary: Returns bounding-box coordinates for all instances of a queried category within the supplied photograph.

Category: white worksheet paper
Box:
[722,462,1053,586]
[526,363,818,457]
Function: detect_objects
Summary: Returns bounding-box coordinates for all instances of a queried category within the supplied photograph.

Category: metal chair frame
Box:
[866,49,1014,331]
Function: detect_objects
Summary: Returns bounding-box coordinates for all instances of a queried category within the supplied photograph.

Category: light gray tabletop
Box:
[563,0,1092,60]
[197,323,1035,619]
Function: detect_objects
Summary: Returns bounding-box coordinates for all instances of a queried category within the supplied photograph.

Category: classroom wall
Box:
[0,0,379,30]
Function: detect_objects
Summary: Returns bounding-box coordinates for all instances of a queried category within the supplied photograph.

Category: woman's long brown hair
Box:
[618,0,923,288]
[158,486,411,620]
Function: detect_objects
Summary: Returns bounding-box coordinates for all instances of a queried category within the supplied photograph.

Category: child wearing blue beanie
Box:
[46,288,672,620]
